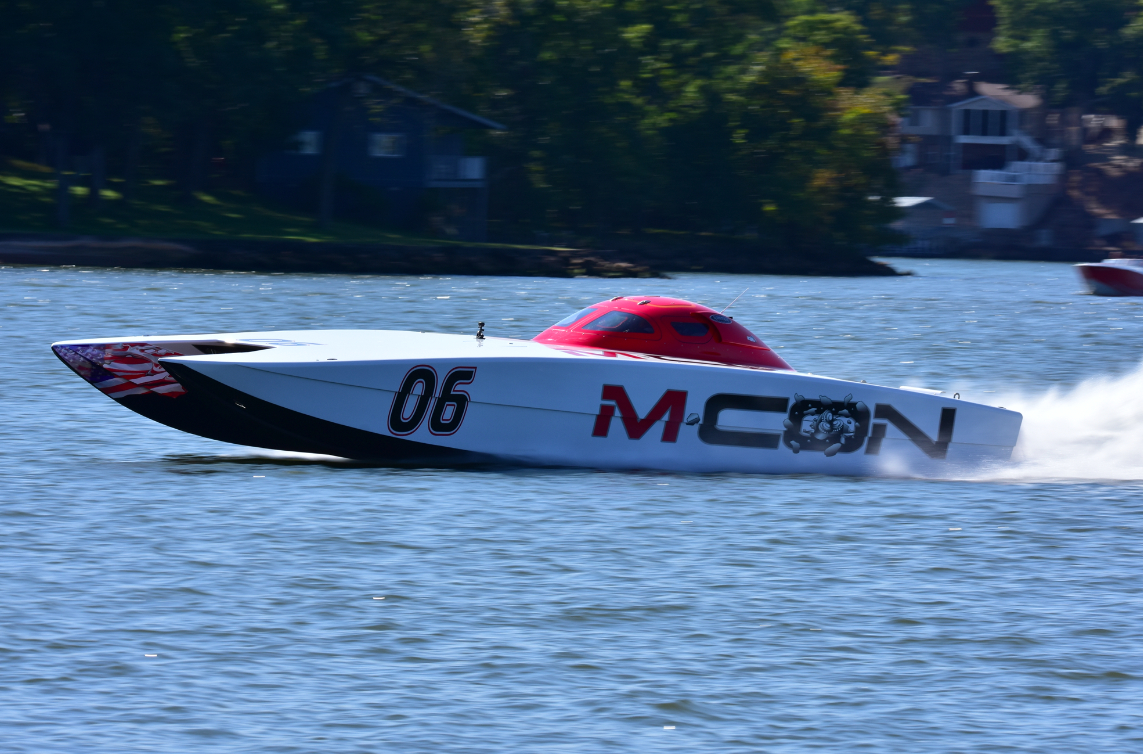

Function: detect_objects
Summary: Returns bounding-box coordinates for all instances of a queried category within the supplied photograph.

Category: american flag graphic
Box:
[54,343,188,399]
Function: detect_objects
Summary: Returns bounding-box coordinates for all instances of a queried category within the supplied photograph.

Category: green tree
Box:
[726,47,900,251]
[1103,10,1143,139]
[159,0,312,200]
[1,0,906,253]
[467,0,898,250]
[779,0,971,54]
[467,0,782,235]
[992,0,1137,109]
[781,12,880,88]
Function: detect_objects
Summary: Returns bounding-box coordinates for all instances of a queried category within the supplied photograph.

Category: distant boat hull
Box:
[1076,260,1143,296]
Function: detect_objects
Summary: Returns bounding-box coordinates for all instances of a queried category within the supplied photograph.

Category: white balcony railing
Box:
[1006,160,1063,175]
[974,170,1058,185]
[975,160,1062,186]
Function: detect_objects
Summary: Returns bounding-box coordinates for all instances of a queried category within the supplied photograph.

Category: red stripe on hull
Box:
[1076,264,1143,296]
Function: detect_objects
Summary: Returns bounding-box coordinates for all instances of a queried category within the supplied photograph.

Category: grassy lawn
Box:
[0,158,543,248]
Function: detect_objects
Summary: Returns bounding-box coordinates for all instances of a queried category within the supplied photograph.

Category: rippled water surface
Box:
[3,259,1143,752]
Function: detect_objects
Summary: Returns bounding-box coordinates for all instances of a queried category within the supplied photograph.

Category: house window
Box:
[369,133,406,157]
[960,109,1012,137]
[294,131,322,155]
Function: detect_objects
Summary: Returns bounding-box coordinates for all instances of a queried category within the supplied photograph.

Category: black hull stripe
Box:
[126,361,497,464]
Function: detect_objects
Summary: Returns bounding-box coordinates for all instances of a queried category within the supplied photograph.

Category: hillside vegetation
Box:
[0,0,924,254]
[0,159,482,246]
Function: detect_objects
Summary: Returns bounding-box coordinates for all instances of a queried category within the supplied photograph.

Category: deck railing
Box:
[975,162,1062,185]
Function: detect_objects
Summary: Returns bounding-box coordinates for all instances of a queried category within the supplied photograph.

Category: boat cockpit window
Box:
[582,310,656,334]
[554,307,598,327]
[709,313,733,324]
[670,321,709,337]
[193,342,273,355]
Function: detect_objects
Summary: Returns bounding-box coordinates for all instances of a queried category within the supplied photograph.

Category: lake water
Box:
[3,259,1142,753]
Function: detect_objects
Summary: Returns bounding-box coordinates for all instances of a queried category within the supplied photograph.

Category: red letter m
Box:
[592,385,687,443]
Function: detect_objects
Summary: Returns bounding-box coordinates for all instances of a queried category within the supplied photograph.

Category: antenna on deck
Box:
[721,288,749,314]
[476,321,485,340]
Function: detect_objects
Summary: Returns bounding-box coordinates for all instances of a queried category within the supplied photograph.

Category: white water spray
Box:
[982,362,1143,482]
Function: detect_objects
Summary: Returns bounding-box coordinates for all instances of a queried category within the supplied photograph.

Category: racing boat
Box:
[1075,257,1143,296]
[51,296,1022,476]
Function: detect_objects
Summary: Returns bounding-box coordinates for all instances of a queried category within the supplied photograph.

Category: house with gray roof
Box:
[257,74,506,241]
[900,79,1048,173]
[898,79,1063,230]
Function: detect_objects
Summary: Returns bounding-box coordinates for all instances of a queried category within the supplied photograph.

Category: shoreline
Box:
[885,246,1108,263]
[0,233,901,278]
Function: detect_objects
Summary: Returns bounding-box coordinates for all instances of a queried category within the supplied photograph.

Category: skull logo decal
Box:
[782,393,871,456]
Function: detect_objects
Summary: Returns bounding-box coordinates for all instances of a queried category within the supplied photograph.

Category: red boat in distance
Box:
[1076,256,1143,296]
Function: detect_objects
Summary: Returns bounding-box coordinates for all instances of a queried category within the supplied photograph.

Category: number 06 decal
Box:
[388,366,437,435]
[429,367,477,435]
[387,365,477,436]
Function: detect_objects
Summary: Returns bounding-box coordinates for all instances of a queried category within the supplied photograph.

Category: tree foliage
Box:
[0,0,905,251]
[993,0,1143,140]
[992,0,1137,106]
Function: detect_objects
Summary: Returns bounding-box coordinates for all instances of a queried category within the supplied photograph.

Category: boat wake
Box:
[977,362,1143,482]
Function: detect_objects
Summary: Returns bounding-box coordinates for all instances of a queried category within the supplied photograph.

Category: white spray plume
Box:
[981,361,1143,482]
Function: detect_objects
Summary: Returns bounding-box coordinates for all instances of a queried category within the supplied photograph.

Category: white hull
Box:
[53,329,1022,477]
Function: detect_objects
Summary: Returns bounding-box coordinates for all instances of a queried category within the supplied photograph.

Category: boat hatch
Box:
[534,296,793,369]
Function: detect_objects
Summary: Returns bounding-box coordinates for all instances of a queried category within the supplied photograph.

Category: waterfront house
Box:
[900,79,1048,173]
[898,79,1063,230]
[257,75,505,241]
[886,196,972,254]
